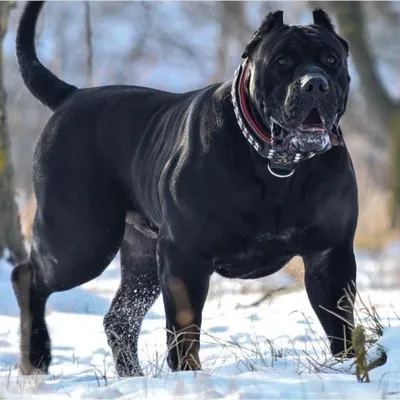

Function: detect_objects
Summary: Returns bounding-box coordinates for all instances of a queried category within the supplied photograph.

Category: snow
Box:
[356,245,400,289]
[1,250,400,399]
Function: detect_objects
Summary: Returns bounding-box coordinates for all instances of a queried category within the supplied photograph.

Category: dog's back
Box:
[17,1,221,222]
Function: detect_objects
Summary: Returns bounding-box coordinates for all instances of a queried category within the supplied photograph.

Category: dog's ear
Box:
[242,10,284,59]
[260,10,284,34]
[313,8,335,31]
[313,8,349,55]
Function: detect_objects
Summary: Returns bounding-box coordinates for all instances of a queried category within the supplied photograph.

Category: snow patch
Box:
[1,243,400,399]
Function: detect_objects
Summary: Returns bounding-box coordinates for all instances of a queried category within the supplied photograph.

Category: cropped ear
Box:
[260,10,284,34]
[313,8,335,31]
[242,10,284,59]
[313,8,349,56]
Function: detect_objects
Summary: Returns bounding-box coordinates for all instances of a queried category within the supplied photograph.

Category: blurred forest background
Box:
[1,1,400,288]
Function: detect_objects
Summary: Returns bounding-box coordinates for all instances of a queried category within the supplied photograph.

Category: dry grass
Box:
[355,187,398,251]
[282,256,304,285]
[308,286,391,380]
[2,290,397,398]
[140,292,393,381]
[19,192,36,242]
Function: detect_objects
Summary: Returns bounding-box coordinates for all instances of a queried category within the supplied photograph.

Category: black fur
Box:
[242,10,284,58]
[313,8,335,31]
[12,2,358,376]
[16,2,77,110]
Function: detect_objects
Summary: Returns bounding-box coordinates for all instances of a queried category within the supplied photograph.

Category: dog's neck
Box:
[243,73,271,137]
[231,60,314,178]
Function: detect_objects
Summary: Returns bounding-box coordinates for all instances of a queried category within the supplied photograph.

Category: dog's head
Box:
[242,9,350,154]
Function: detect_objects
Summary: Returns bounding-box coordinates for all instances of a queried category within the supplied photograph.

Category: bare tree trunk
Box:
[0,1,28,264]
[330,2,393,125]
[314,1,400,227]
[215,2,231,80]
[388,108,400,227]
[84,1,93,87]
[215,1,248,81]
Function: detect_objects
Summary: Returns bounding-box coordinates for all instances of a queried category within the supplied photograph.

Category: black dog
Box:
[12,2,357,376]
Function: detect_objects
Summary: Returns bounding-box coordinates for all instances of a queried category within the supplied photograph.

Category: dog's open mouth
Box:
[297,108,327,135]
[270,108,339,154]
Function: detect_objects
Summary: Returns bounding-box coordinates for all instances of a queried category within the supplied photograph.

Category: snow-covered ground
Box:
[0,251,399,399]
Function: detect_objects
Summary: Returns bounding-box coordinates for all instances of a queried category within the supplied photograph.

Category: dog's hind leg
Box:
[11,185,127,375]
[11,259,50,375]
[104,218,160,377]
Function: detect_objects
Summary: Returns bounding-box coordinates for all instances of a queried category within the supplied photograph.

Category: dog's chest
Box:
[212,226,306,278]
[237,227,303,261]
[211,201,348,279]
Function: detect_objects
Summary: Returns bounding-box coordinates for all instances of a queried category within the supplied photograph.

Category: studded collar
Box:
[231,59,343,178]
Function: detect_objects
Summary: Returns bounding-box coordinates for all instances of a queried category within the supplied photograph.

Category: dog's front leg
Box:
[157,238,211,372]
[302,244,356,357]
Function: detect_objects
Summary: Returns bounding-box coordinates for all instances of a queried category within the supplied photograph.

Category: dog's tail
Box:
[16,1,78,111]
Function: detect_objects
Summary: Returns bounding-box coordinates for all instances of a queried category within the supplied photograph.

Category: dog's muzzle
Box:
[231,60,345,178]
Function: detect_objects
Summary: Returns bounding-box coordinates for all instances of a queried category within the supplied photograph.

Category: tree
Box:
[215,1,248,80]
[83,1,93,87]
[315,2,400,227]
[0,1,27,264]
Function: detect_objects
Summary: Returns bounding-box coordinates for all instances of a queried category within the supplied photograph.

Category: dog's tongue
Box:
[299,108,325,133]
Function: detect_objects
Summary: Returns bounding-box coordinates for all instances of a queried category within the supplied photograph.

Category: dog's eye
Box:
[326,54,338,65]
[276,57,289,67]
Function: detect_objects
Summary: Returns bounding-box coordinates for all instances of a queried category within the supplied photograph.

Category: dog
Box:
[12,2,357,376]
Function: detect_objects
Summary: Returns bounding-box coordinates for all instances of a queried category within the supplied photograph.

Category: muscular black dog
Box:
[12,2,357,376]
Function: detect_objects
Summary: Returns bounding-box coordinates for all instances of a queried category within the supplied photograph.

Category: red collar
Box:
[238,61,272,144]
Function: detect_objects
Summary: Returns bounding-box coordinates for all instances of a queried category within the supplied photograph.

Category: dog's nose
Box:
[300,74,329,95]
